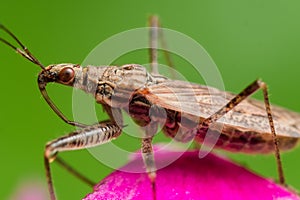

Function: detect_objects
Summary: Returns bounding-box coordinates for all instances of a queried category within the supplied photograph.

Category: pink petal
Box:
[84,149,299,200]
[9,180,47,200]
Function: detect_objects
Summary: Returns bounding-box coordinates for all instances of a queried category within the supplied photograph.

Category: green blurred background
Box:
[1,0,300,199]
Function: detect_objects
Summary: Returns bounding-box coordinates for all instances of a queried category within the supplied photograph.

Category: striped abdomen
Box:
[129,95,299,154]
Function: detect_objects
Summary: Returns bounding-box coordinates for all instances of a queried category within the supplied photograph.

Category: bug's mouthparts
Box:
[38,70,56,86]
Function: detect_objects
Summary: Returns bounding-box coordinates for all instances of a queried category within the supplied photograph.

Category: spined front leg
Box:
[44,121,122,200]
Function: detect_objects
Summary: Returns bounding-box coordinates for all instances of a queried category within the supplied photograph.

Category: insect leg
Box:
[201,79,285,185]
[148,16,175,77]
[157,21,175,71]
[102,104,123,126]
[39,86,87,128]
[44,121,122,200]
[149,16,159,74]
[141,136,157,200]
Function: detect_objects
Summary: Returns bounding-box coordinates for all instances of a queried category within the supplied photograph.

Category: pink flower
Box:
[9,180,47,200]
[84,148,299,200]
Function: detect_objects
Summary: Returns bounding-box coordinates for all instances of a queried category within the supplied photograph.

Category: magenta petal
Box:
[84,149,299,200]
[9,181,47,200]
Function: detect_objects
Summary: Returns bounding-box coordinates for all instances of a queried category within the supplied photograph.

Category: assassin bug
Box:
[1,16,300,200]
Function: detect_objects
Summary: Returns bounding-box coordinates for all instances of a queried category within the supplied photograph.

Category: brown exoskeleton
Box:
[1,16,300,200]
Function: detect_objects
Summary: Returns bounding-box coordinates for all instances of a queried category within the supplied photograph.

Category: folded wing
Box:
[138,80,300,138]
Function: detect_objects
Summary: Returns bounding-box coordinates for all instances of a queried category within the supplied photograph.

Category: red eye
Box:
[58,67,75,83]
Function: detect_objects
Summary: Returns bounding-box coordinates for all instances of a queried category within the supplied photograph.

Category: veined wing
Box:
[137,80,300,138]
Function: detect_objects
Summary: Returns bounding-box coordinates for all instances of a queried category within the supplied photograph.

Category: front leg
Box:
[44,121,122,200]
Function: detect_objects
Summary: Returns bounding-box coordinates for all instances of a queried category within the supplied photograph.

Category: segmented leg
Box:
[55,157,95,186]
[201,79,285,185]
[141,137,157,200]
[147,16,175,200]
[102,104,123,126]
[149,16,159,74]
[44,121,122,200]
[39,86,87,128]
[157,22,175,71]
[148,16,175,77]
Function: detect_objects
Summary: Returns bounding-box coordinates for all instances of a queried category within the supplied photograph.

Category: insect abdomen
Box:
[162,110,299,154]
[194,125,299,154]
[128,95,299,154]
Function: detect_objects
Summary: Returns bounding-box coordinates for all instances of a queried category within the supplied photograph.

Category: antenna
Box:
[0,24,45,70]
